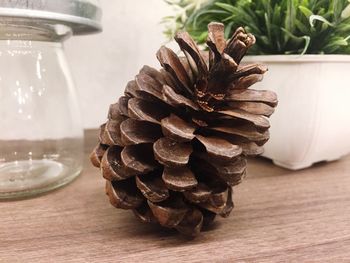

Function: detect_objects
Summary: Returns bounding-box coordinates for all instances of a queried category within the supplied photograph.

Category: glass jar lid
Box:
[0,0,102,35]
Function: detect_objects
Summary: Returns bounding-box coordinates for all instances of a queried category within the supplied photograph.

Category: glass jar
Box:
[0,0,102,199]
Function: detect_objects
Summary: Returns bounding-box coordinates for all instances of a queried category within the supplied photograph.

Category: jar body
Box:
[0,40,83,199]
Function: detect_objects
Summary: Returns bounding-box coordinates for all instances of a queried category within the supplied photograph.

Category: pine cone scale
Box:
[153,138,192,167]
[199,187,232,215]
[226,89,278,106]
[120,144,158,174]
[106,180,143,209]
[183,183,212,203]
[133,202,156,223]
[140,65,168,85]
[196,135,242,161]
[147,199,188,228]
[162,84,199,111]
[174,32,208,77]
[160,114,196,142]
[90,144,107,168]
[108,102,123,119]
[162,167,198,191]
[229,101,275,117]
[128,98,170,124]
[120,119,161,145]
[209,124,270,142]
[156,46,193,95]
[232,74,263,90]
[207,22,226,55]
[175,208,203,236]
[101,146,133,181]
[135,73,164,100]
[218,109,270,129]
[136,174,169,203]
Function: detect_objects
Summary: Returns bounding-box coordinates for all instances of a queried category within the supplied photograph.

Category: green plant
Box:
[163,0,350,54]
[162,0,209,38]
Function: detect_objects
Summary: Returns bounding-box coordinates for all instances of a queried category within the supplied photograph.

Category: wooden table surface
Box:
[1,130,350,263]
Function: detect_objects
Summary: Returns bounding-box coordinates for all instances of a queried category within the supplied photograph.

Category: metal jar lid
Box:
[0,0,102,35]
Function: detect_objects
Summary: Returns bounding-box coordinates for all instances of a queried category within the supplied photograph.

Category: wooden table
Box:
[1,130,350,263]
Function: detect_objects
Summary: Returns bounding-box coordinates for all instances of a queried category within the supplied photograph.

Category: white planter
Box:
[243,55,350,170]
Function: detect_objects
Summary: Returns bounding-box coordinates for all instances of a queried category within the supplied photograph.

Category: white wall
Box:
[65,0,173,129]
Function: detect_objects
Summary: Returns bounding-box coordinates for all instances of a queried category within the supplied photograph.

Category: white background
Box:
[65,0,173,129]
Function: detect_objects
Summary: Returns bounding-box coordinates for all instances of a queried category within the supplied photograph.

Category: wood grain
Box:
[1,130,350,263]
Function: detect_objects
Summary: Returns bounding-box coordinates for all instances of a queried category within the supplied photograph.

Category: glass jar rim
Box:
[0,0,102,35]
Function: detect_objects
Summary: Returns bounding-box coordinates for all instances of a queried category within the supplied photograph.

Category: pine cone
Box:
[91,22,277,236]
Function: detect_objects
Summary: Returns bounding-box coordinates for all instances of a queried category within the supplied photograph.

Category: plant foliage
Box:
[163,0,350,54]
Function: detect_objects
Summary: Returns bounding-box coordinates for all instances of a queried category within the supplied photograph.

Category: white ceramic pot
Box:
[243,55,350,170]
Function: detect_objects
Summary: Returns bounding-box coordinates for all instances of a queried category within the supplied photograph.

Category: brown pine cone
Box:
[90,22,277,236]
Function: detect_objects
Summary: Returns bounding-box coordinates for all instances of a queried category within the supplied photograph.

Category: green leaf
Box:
[333,0,343,21]
[197,31,209,42]
[281,27,311,54]
[265,12,272,41]
[295,20,310,34]
[192,9,229,27]
[215,2,236,13]
[224,21,234,38]
[272,5,282,25]
[341,4,350,19]
[327,38,349,47]
[324,37,349,52]
[337,22,350,31]
[299,6,313,18]
[260,35,271,45]
[309,15,335,27]
[285,0,297,33]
